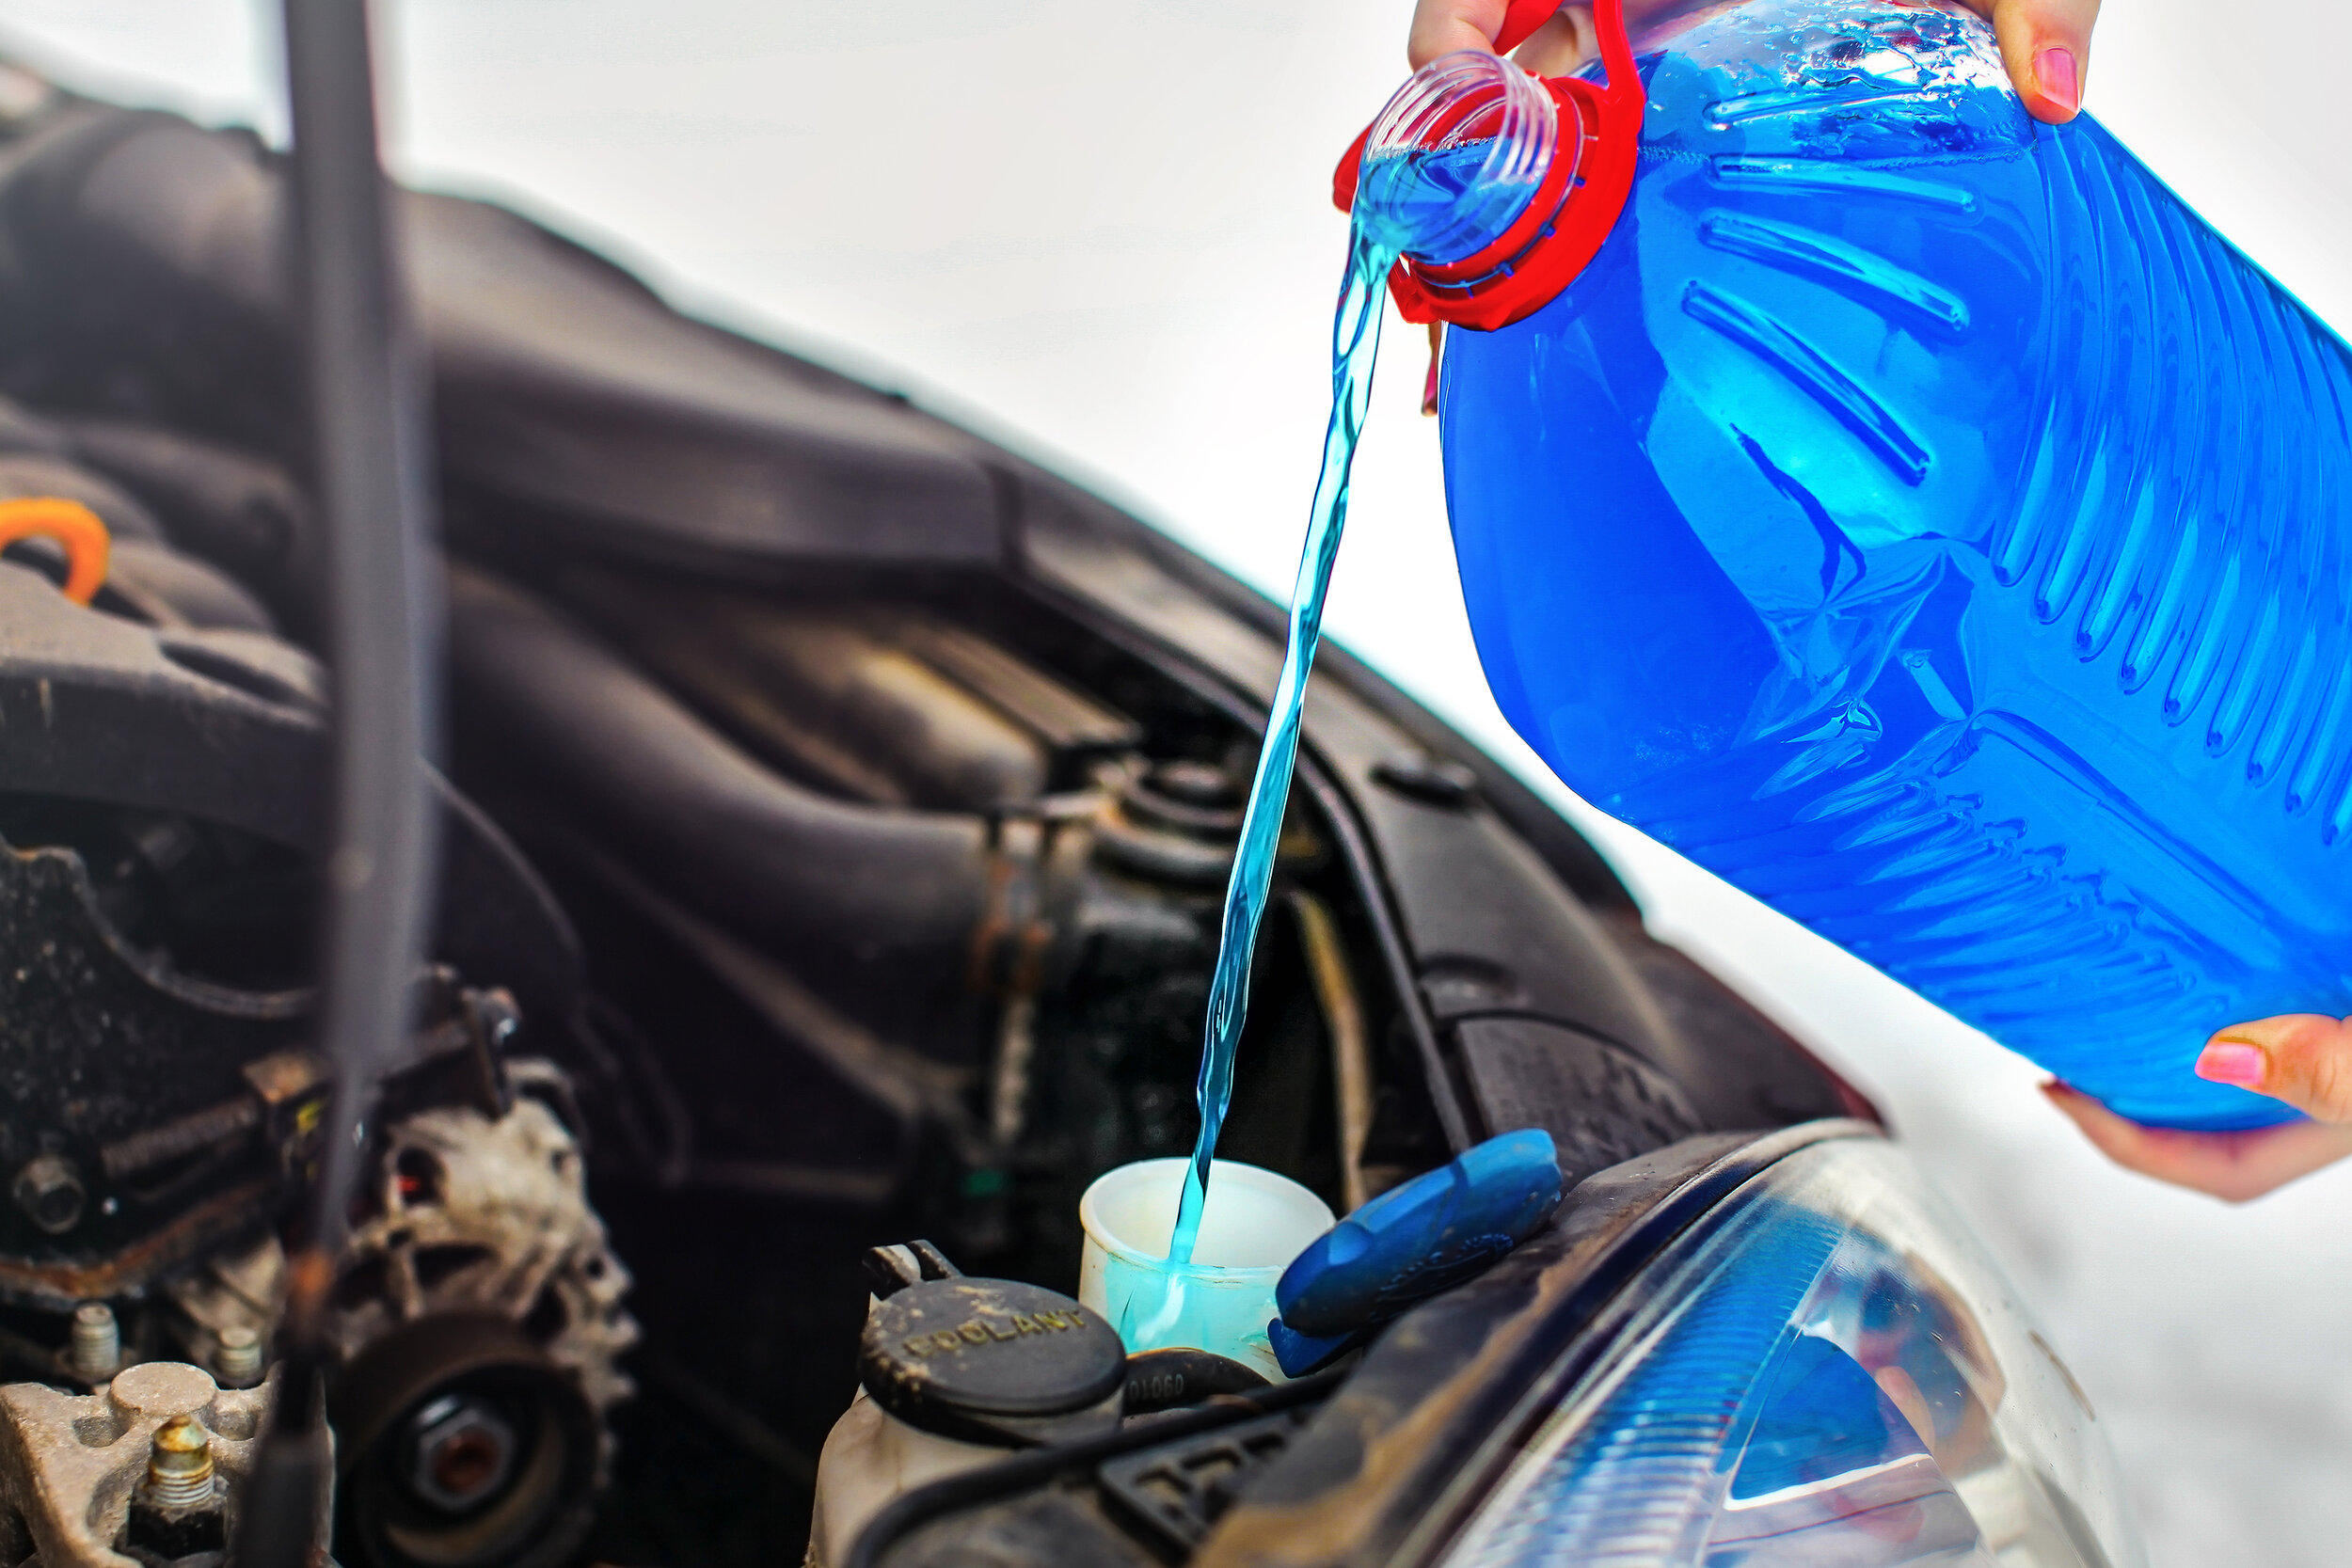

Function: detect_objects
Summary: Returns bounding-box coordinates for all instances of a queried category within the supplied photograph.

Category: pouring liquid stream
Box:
[1164,219,1398,1270]
[1161,140,1502,1276]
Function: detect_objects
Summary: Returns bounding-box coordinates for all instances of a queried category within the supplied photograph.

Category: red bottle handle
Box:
[1493,0,1574,54]
[1333,0,1645,332]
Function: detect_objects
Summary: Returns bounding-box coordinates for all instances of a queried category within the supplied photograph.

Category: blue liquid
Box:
[1162,140,1526,1267]
[1168,219,1399,1264]
[1442,0,2352,1129]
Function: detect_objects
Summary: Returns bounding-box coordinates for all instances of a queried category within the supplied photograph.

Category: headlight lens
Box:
[1444,1137,2143,1568]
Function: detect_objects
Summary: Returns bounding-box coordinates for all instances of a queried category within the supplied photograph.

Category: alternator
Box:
[330,1083,636,1417]
[333,1081,635,1568]
[162,1074,636,1568]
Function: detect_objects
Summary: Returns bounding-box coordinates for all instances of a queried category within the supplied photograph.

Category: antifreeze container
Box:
[1359,0,2352,1128]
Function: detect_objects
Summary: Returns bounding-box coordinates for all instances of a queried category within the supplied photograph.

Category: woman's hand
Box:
[2043,1014,2352,1201]
[1408,0,1594,79]
[1406,0,2099,123]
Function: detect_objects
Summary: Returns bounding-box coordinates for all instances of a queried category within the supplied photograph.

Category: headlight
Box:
[1443,1138,2143,1568]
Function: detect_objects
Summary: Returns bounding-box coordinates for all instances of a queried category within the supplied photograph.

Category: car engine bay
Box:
[0,58,1877,1568]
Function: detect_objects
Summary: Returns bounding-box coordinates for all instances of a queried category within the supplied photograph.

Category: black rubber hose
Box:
[243,1,438,1563]
[444,565,1007,1015]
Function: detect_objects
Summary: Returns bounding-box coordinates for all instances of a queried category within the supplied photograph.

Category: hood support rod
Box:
[237,0,441,1561]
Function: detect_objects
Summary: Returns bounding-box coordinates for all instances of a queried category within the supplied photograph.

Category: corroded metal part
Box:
[211,1327,262,1388]
[65,1302,120,1384]
[0,838,306,1310]
[0,1362,311,1568]
[8,1107,618,1564]
[142,1413,214,1509]
[164,1229,284,1386]
[328,1091,638,1462]
[167,1086,635,1442]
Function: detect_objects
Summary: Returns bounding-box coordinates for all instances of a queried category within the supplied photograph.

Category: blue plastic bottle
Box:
[1424,0,2352,1129]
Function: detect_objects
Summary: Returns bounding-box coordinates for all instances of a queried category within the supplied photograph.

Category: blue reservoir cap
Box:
[1267,1318,1364,1379]
[1276,1127,1564,1338]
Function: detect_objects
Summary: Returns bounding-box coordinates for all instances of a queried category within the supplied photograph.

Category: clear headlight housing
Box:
[1445,1137,2143,1568]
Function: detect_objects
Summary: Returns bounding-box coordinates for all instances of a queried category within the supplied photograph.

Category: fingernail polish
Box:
[2195,1041,2265,1088]
[2036,47,2080,115]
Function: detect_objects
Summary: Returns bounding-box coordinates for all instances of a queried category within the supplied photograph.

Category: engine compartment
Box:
[0,66,1872,1568]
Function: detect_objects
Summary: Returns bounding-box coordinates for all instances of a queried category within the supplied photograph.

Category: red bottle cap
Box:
[1333,0,1644,332]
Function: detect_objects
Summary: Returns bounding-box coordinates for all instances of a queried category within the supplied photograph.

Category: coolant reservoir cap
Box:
[861,1277,1126,1431]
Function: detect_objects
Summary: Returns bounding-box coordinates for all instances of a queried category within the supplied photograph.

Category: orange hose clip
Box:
[0,497,111,606]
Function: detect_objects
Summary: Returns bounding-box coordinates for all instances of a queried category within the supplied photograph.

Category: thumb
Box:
[1982,0,2099,123]
[2196,1014,2352,1123]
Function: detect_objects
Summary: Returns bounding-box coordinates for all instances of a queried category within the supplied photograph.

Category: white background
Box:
[0,2,2344,1561]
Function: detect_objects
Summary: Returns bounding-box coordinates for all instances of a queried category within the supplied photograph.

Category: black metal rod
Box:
[239,0,440,1560]
[282,0,441,1251]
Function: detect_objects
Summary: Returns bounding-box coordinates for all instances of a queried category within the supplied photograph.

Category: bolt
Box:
[69,1301,119,1381]
[214,1324,262,1386]
[12,1155,85,1235]
[146,1415,215,1511]
[127,1413,224,1559]
[405,1394,516,1513]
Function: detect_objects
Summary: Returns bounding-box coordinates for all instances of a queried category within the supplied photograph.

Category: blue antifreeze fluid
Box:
[1165,110,1547,1267]
[1442,0,2352,1130]
[1167,224,1403,1269]
[1164,220,1389,1267]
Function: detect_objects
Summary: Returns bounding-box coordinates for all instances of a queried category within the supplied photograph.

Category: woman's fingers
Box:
[1412,0,2099,113]
[2042,1081,2352,1201]
[1963,0,2100,122]
[2195,1013,2352,1122]
[1407,0,1514,68]
[1418,0,2100,120]
[1405,1,1597,76]
[2046,1015,2352,1197]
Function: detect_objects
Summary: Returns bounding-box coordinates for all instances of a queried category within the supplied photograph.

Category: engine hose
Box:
[445,565,1057,1025]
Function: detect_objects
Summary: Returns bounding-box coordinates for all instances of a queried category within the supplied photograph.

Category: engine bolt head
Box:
[405,1394,517,1514]
[68,1301,119,1381]
[145,1415,215,1511]
[214,1324,263,1386]
[12,1155,85,1235]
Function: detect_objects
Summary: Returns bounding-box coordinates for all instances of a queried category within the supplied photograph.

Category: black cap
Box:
[861,1277,1126,1442]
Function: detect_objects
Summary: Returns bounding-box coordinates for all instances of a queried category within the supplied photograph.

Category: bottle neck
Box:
[1353,51,1558,266]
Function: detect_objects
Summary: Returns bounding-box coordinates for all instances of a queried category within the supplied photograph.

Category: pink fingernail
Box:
[2036,47,2079,115]
[2195,1041,2265,1088]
